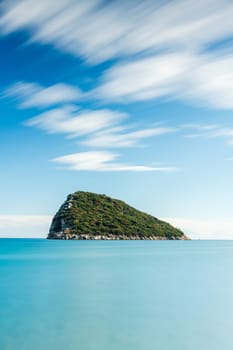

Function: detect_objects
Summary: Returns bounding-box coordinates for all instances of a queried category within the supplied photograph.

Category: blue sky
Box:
[1,0,233,239]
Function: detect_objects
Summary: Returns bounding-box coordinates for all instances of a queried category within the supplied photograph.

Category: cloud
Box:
[26,105,127,138]
[24,97,174,148]
[1,2,233,109]
[52,151,177,172]
[0,215,51,238]
[182,123,218,132]
[83,126,175,148]
[95,50,233,109]
[95,52,195,102]
[163,217,233,240]
[183,123,233,144]
[3,81,82,108]
[1,0,233,63]
[182,53,233,109]
[6,51,233,112]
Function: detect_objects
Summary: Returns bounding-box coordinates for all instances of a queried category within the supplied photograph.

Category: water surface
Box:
[0,239,233,349]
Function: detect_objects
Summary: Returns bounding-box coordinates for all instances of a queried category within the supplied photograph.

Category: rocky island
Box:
[48,191,188,240]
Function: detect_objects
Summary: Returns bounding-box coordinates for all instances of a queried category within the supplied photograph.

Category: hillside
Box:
[47,191,188,240]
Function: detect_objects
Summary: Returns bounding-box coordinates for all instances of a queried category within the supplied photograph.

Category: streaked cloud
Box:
[1,1,233,109]
[52,151,177,172]
[3,81,82,108]
[163,217,233,240]
[182,53,233,109]
[1,1,233,110]
[0,215,51,238]
[95,52,194,102]
[26,105,126,138]
[182,124,218,132]
[96,51,233,109]
[83,126,175,148]
[23,96,175,148]
[1,0,233,62]
[183,123,233,144]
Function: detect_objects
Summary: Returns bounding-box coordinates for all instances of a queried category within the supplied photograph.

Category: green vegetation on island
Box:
[48,191,187,240]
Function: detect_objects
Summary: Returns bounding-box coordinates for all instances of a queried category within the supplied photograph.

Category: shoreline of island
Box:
[47,232,189,240]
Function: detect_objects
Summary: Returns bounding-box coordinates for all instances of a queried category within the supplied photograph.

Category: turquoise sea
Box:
[0,239,233,350]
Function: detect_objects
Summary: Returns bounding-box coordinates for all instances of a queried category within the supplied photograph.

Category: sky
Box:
[1,0,233,239]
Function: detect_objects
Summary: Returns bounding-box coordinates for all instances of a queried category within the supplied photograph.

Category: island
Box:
[47,191,188,240]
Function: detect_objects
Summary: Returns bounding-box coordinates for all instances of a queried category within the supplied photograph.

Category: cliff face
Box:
[48,191,188,240]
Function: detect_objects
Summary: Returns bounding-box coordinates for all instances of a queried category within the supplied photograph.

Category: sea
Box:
[0,239,233,350]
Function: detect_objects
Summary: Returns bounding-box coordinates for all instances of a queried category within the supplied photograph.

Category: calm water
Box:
[0,239,233,350]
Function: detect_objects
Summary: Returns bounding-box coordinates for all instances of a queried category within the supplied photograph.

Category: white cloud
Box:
[52,151,176,172]
[183,123,233,144]
[26,105,126,138]
[83,126,175,148]
[182,53,233,109]
[3,81,82,108]
[0,215,51,238]
[95,52,195,102]
[1,2,233,109]
[163,217,233,240]
[1,0,233,62]
[24,98,174,148]
[182,123,218,132]
[96,51,233,109]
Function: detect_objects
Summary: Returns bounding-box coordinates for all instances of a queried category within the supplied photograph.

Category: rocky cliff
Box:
[47,191,188,240]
